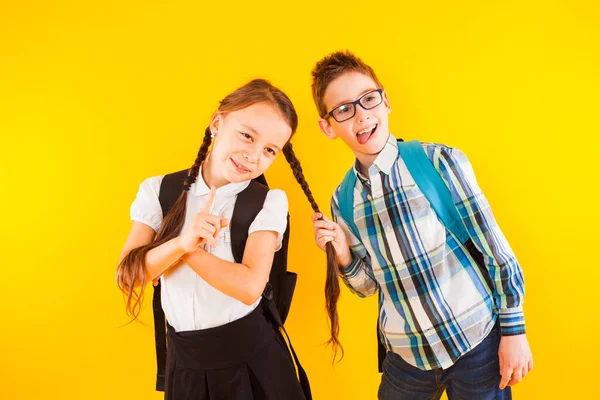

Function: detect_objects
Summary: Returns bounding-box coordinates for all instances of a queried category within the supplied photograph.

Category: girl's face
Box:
[209,102,293,184]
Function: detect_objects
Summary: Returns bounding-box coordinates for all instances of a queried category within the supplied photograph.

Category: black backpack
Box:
[152,170,311,398]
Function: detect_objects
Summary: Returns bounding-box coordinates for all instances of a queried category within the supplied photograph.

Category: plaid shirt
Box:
[331,134,526,370]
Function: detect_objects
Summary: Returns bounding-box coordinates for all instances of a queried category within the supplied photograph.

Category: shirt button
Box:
[385,224,393,233]
[425,329,435,337]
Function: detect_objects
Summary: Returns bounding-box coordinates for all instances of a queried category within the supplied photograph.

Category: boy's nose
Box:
[355,106,371,123]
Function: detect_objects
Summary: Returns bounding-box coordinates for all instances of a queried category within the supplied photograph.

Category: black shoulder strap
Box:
[230,179,311,399]
[230,179,269,264]
[159,170,188,217]
[153,170,188,392]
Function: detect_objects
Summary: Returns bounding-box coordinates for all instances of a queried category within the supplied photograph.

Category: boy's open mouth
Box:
[356,124,377,145]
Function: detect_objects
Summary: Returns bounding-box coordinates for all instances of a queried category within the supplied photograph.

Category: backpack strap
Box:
[271,216,296,324]
[397,140,469,243]
[231,180,312,399]
[230,179,269,263]
[262,286,312,399]
[337,168,360,240]
[398,140,493,289]
[152,169,188,391]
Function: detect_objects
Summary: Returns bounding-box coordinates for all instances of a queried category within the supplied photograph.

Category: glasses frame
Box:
[324,89,384,123]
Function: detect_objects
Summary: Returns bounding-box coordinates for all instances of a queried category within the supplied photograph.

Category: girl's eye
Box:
[265,148,276,156]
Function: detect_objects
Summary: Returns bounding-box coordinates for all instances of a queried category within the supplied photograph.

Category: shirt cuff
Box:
[339,254,363,279]
[498,307,526,336]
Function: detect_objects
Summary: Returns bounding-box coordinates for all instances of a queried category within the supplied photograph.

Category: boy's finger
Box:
[499,370,512,390]
[220,218,229,228]
[509,369,522,386]
[317,231,337,241]
[314,220,336,231]
[317,236,334,248]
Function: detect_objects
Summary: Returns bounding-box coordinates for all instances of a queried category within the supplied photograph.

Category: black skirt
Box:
[164,300,306,400]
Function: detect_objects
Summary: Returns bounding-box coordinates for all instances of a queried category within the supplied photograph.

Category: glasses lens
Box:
[360,90,383,109]
[332,103,355,122]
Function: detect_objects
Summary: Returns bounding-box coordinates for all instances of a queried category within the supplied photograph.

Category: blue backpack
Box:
[337,139,485,372]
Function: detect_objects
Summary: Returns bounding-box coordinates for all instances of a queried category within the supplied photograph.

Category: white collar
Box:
[192,164,251,197]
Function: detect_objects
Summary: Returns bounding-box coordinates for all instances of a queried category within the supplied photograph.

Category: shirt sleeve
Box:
[248,189,289,252]
[428,144,526,336]
[331,187,378,298]
[130,175,164,232]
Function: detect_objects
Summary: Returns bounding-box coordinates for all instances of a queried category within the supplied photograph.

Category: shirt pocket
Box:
[208,227,235,261]
[216,227,231,244]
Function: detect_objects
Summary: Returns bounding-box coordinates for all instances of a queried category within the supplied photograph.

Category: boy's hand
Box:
[498,334,533,389]
[312,212,353,267]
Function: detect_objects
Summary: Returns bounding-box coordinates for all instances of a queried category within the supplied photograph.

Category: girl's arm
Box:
[117,222,188,285]
[182,230,278,305]
[118,186,227,286]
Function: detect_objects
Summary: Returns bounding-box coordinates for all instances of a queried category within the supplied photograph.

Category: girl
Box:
[116,79,324,400]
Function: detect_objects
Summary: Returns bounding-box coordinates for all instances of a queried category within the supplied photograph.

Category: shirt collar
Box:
[353,133,398,178]
[192,165,250,197]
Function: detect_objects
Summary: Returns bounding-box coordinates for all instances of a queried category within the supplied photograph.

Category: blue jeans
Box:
[378,326,511,400]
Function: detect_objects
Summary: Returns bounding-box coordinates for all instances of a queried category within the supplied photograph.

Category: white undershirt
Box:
[130,167,288,332]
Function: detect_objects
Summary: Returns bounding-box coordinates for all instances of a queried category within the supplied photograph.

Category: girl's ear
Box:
[210,112,223,136]
[318,118,338,140]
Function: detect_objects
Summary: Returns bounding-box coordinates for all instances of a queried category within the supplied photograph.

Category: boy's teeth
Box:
[357,125,376,135]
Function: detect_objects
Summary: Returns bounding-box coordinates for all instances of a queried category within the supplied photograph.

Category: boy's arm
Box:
[330,194,379,298]
[431,145,526,336]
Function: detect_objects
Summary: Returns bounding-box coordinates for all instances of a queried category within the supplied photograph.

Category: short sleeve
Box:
[130,175,164,232]
[248,189,289,251]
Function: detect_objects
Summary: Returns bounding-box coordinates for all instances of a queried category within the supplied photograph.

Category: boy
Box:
[310,51,533,399]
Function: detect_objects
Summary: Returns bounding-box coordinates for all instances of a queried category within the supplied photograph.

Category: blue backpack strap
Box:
[338,168,360,240]
[397,140,469,243]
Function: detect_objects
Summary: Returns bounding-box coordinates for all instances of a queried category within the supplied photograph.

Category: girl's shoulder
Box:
[138,175,165,193]
[130,175,166,231]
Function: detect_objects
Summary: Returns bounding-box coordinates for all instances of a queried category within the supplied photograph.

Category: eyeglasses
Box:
[324,89,384,123]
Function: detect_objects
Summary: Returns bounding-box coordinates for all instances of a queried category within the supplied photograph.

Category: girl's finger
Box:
[200,186,217,213]
[198,221,216,235]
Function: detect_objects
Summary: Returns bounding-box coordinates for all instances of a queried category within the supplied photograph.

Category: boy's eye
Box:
[240,132,253,141]
[337,105,351,114]
[364,95,376,103]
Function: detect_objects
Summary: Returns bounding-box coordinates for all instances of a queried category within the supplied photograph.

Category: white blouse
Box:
[130,167,288,332]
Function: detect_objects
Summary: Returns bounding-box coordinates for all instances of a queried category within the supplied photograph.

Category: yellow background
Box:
[1,1,598,399]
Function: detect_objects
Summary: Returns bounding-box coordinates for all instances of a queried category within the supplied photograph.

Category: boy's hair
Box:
[311,50,384,118]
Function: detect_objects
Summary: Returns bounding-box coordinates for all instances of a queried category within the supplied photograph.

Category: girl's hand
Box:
[179,186,229,253]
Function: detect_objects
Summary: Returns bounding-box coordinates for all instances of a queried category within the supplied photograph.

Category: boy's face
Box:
[318,72,391,159]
